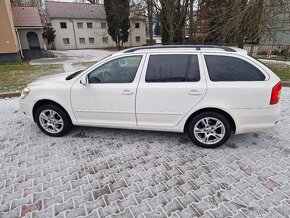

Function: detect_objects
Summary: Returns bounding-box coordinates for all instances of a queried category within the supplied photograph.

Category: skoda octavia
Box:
[19,45,282,148]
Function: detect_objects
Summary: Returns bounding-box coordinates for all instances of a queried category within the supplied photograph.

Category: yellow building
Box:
[0,0,21,62]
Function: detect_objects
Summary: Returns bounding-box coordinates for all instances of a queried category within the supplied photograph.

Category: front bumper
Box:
[19,98,34,121]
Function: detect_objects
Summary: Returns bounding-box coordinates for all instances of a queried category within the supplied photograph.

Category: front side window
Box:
[145,54,200,82]
[88,56,142,84]
[136,36,141,42]
[60,22,67,29]
[204,55,266,81]
[135,23,140,28]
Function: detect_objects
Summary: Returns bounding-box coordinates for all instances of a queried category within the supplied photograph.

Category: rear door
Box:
[136,53,207,128]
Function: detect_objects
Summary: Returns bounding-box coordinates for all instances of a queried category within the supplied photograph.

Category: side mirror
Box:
[80,75,88,85]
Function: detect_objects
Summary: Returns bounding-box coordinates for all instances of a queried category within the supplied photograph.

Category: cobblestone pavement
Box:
[1,89,290,218]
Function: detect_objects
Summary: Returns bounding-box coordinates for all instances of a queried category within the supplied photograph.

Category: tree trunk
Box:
[147,0,154,44]
[189,0,194,43]
[169,22,174,44]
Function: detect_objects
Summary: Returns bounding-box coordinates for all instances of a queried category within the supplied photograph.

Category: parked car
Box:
[19,45,282,148]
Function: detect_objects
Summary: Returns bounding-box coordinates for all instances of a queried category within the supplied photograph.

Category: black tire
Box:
[35,104,72,137]
[187,112,232,148]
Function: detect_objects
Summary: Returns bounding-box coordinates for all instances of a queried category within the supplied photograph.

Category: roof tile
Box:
[11,7,42,27]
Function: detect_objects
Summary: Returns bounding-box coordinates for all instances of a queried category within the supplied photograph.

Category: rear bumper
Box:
[231,105,281,134]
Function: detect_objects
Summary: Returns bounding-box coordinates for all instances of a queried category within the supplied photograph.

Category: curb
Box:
[0,82,289,99]
[0,92,21,99]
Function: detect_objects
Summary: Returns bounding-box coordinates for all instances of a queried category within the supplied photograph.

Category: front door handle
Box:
[188,90,202,95]
[122,90,134,95]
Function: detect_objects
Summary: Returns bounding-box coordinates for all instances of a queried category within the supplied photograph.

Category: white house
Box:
[45,1,146,50]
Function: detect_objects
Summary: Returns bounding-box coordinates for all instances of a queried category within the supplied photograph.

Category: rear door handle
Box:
[188,90,202,95]
[122,90,134,95]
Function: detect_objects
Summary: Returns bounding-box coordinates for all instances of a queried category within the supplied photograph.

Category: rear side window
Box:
[204,55,266,81]
[145,54,200,82]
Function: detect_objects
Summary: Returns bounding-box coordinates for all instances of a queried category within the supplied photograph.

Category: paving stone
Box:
[21,200,42,217]
[54,199,74,216]
[146,193,168,210]
[84,198,106,215]
[98,201,119,217]
[130,200,152,217]
[116,194,137,212]
[161,199,183,217]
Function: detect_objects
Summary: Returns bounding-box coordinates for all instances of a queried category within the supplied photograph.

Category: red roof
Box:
[11,7,42,27]
[45,1,106,20]
[45,1,146,20]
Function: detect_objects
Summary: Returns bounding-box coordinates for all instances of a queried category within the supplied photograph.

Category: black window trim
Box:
[203,54,269,82]
[145,53,201,83]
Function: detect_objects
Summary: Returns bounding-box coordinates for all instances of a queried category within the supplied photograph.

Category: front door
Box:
[27,32,40,50]
[136,53,207,128]
[71,55,144,127]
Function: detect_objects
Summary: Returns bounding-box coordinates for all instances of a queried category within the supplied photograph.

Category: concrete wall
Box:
[0,0,19,54]
[50,18,146,50]
[17,28,44,50]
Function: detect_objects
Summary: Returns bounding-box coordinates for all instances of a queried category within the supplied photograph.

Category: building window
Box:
[89,37,94,44]
[79,38,85,44]
[63,38,69,44]
[101,22,107,28]
[60,22,67,29]
[135,23,140,28]
[77,22,83,28]
[87,22,93,28]
[102,37,108,43]
[136,36,141,42]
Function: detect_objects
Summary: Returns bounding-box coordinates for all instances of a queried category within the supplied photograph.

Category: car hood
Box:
[28,72,75,86]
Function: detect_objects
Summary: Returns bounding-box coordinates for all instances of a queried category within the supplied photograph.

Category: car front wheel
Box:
[187,112,232,148]
[35,104,72,137]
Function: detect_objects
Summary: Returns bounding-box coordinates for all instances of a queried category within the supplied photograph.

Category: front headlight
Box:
[21,87,30,99]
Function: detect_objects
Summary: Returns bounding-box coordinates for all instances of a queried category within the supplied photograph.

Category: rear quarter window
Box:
[204,55,266,81]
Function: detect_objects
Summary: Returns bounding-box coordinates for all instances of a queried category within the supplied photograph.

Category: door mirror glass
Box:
[80,75,88,85]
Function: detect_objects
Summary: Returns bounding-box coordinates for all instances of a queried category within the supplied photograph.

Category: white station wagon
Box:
[19,45,282,148]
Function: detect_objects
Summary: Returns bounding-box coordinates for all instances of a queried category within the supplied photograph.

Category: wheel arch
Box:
[32,99,72,123]
[184,107,236,134]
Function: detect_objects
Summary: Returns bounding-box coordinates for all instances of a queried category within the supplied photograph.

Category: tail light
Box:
[270,81,282,105]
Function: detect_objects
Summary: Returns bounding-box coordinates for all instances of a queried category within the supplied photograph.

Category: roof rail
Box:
[123,45,236,53]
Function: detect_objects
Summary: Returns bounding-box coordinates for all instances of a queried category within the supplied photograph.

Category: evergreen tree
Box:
[43,24,56,49]
[104,0,130,49]
[154,22,161,36]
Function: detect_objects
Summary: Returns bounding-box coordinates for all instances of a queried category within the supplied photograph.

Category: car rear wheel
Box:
[187,112,232,148]
[35,104,72,137]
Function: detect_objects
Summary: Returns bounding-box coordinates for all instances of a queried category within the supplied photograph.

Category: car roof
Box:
[113,45,248,56]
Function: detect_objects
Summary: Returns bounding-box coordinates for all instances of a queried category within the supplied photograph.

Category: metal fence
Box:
[243,44,290,60]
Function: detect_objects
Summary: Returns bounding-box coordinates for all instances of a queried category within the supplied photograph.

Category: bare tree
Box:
[153,0,189,43]
[198,0,290,47]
